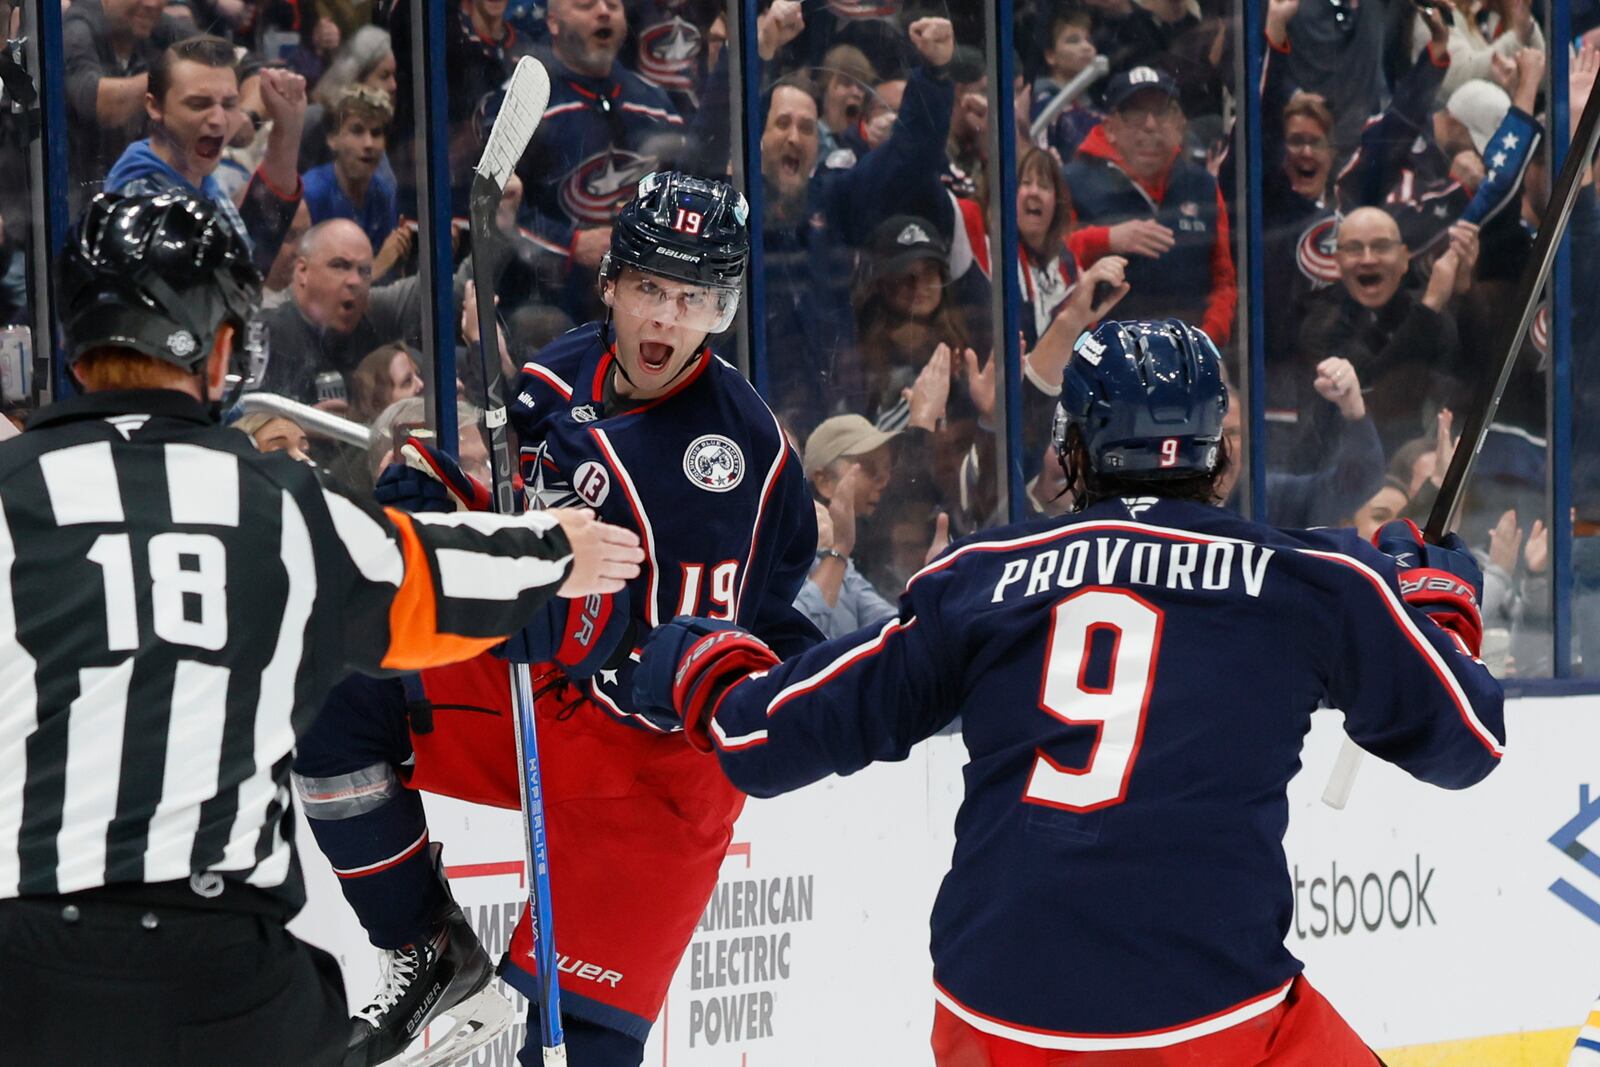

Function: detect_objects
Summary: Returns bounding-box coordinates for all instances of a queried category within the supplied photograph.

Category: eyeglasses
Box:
[1335,238,1402,257]
[611,274,739,333]
[1286,133,1329,151]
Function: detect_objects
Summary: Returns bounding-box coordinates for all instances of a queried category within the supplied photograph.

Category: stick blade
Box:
[476,57,552,192]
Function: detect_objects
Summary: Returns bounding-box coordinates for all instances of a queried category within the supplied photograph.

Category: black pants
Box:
[0,895,347,1066]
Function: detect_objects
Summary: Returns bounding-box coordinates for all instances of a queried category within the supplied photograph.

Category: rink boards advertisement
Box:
[291,696,1600,1066]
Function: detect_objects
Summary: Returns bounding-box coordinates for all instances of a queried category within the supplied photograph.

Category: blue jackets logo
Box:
[683,435,745,493]
[562,149,655,225]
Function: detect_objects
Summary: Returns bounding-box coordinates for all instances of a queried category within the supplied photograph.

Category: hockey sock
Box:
[515,1012,646,1067]
[293,762,446,949]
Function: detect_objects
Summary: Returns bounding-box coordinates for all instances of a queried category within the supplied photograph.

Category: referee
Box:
[0,192,642,1065]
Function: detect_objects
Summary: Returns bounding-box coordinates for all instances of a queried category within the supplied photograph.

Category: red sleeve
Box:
[958,196,991,275]
[1067,225,1111,265]
[1200,184,1237,345]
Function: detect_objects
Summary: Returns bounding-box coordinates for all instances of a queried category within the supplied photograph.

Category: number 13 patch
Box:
[573,460,611,507]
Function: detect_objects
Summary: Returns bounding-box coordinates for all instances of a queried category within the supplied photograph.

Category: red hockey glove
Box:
[634,618,779,751]
[374,436,492,514]
[1398,568,1484,657]
[1374,519,1485,657]
[498,586,636,679]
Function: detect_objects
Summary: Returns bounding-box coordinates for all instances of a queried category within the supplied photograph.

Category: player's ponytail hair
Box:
[1060,425,1233,512]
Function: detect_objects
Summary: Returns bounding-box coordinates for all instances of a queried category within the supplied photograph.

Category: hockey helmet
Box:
[58,191,266,390]
[602,171,749,333]
[1053,319,1227,479]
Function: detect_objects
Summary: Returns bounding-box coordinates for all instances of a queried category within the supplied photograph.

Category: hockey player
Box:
[293,171,819,1067]
[634,319,1507,1065]
[0,191,641,1065]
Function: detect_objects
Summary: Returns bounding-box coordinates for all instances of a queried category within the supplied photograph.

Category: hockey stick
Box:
[1028,55,1109,143]
[468,56,569,1065]
[1321,72,1600,810]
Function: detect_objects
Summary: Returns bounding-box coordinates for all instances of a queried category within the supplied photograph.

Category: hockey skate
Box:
[343,891,514,1067]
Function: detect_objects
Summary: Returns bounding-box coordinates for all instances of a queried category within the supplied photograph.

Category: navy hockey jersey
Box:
[519,64,684,251]
[697,496,1504,1050]
[513,322,819,729]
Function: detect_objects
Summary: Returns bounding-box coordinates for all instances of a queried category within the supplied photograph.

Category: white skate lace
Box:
[356,946,425,1026]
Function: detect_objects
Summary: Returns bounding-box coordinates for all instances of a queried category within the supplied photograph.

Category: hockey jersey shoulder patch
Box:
[683,434,745,493]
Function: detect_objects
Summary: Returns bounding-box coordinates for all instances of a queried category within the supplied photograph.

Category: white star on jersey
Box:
[657,19,698,61]
[589,154,652,198]
[524,442,581,510]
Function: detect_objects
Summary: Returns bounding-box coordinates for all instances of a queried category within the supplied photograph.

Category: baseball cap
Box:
[1446,78,1511,156]
[1103,65,1180,112]
[803,414,901,474]
[865,215,949,281]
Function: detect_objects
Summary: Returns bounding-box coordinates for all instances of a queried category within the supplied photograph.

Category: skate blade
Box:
[393,987,515,1067]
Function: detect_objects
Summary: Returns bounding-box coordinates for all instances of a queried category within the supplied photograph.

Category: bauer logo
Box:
[683,435,745,492]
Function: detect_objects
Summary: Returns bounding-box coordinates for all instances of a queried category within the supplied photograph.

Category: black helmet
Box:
[603,171,749,293]
[58,192,264,383]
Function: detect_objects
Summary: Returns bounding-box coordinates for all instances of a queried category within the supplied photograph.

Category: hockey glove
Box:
[634,617,780,752]
[374,437,492,514]
[498,586,637,679]
[1373,518,1485,657]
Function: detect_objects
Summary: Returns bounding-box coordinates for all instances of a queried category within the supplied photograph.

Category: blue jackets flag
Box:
[684,496,1503,1048]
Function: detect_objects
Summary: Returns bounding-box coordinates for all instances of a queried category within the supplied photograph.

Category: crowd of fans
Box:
[34,0,1600,672]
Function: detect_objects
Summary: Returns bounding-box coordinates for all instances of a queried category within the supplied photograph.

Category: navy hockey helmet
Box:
[58,191,265,389]
[602,171,749,331]
[1052,319,1227,479]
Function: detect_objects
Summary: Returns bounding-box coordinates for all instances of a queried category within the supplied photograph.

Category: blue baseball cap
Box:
[1103,66,1181,113]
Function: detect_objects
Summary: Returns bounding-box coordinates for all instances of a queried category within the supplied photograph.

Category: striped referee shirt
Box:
[0,388,574,911]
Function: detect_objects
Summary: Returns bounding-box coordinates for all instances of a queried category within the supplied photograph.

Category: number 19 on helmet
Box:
[600,171,750,335]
